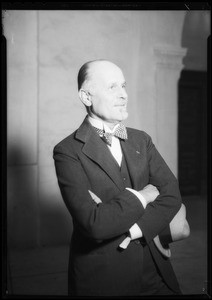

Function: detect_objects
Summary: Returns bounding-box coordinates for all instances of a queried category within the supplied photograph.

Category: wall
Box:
[4,10,209,248]
[6,11,39,248]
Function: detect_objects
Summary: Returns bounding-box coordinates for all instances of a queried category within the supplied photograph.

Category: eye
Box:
[110,84,116,90]
[122,82,127,88]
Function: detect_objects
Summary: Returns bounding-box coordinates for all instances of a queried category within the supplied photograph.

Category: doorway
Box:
[178,70,207,196]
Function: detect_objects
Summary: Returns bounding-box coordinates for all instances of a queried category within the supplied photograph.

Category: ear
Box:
[79,89,92,107]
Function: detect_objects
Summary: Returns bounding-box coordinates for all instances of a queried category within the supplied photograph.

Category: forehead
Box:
[89,61,125,84]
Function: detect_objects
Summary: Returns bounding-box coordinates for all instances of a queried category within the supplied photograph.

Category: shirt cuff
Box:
[119,236,131,249]
[126,188,147,209]
[129,223,143,240]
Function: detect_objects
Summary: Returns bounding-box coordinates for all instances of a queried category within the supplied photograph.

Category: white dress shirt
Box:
[88,116,145,246]
[88,116,123,166]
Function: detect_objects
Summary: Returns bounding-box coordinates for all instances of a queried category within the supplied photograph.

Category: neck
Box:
[88,113,120,130]
[103,120,119,130]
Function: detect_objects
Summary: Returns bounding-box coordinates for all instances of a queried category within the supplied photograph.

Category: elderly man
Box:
[53,59,185,296]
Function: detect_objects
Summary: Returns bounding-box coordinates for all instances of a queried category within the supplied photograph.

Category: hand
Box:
[139,184,159,205]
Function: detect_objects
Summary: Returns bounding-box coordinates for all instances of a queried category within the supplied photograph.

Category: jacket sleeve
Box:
[136,133,182,244]
[53,144,145,241]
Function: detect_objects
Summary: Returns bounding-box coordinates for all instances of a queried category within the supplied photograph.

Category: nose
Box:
[118,87,128,101]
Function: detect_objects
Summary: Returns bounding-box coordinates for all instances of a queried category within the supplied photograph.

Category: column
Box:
[154,45,187,177]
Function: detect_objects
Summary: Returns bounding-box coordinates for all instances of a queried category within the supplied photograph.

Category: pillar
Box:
[154,45,187,177]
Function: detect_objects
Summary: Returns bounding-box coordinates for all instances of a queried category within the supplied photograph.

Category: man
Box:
[53,59,183,296]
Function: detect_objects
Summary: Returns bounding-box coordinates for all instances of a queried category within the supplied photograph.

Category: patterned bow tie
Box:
[94,123,128,146]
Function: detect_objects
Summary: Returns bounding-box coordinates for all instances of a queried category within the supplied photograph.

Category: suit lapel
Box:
[75,117,125,191]
[120,136,143,189]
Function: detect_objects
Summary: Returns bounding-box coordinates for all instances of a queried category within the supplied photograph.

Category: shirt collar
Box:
[88,115,120,133]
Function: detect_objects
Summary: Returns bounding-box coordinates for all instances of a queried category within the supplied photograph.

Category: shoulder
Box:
[126,127,154,152]
[53,130,79,156]
[126,127,152,142]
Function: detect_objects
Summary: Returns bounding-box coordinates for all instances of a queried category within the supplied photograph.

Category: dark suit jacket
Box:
[53,116,182,296]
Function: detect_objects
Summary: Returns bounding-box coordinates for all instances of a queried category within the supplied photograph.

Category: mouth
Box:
[115,103,127,107]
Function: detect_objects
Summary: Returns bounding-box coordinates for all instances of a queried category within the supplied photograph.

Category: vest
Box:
[120,154,132,189]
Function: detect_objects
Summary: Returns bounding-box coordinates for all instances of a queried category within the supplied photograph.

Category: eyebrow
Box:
[109,81,127,86]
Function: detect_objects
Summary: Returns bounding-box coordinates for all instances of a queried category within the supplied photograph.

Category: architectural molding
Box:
[154,45,187,71]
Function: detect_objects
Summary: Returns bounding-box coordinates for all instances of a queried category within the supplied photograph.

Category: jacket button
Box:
[135,240,140,245]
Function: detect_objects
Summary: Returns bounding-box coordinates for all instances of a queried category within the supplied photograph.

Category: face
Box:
[84,61,128,124]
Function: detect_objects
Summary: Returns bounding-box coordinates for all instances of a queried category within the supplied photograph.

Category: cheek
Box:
[94,95,114,113]
[104,101,117,117]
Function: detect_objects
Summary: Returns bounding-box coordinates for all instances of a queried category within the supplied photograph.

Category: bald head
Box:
[78,59,128,124]
[77,59,122,91]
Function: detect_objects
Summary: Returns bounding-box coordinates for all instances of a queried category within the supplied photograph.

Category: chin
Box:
[119,111,128,121]
[104,112,128,124]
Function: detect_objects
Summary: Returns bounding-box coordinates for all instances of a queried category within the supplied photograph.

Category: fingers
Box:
[139,184,160,204]
[143,184,157,190]
[143,184,159,195]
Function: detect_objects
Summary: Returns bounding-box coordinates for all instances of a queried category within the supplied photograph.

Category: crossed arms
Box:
[89,184,190,256]
[54,130,187,247]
